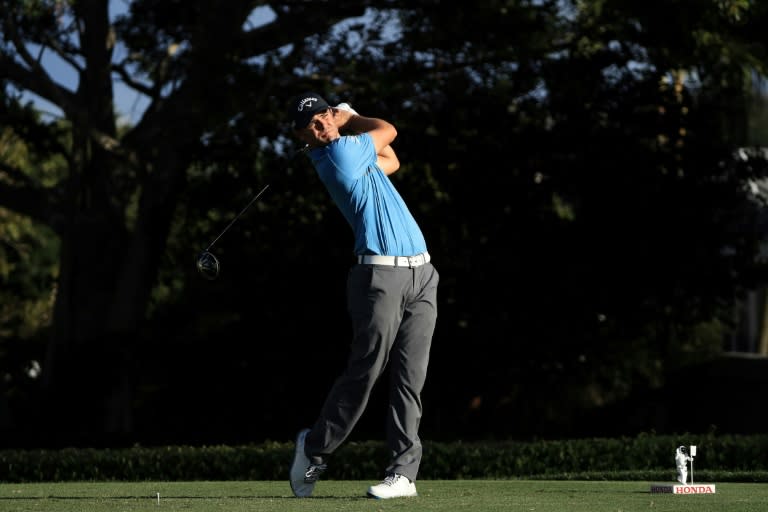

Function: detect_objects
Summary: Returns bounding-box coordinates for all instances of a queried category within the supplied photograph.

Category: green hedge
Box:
[1,433,767,483]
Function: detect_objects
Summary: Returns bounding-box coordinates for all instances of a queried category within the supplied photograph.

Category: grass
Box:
[1,480,766,511]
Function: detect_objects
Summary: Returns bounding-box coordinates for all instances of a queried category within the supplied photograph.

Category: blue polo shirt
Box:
[308,133,427,257]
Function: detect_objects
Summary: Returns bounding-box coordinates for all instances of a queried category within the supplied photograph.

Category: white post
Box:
[690,445,697,484]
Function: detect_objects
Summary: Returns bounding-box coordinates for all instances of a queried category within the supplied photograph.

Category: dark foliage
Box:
[1,1,768,448]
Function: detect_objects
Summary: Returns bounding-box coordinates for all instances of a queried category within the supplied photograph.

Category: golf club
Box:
[196,184,270,280]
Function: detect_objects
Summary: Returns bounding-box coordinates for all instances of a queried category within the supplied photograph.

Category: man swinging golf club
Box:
[287,92,439,499]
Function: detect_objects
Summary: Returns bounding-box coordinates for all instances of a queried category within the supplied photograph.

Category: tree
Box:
[374,0,768,436]
[0,0,372,442]
[2,0,768,445]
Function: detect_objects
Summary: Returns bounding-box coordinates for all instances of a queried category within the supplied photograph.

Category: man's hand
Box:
[333,103,359,133]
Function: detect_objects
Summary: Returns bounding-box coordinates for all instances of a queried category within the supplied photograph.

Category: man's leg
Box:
[304,265,406,459]
[384,264,439,481]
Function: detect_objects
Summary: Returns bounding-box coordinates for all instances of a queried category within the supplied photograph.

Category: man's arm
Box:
[376,143,400,175]
[333,109,396,151]
[333,107,399,174]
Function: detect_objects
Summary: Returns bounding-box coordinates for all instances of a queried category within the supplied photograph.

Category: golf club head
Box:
[196,251,220,280]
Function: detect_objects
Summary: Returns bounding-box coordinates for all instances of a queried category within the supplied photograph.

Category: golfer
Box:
[287,92,439,499]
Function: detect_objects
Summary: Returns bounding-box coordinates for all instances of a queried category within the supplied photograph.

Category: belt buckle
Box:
[407,254,421,268]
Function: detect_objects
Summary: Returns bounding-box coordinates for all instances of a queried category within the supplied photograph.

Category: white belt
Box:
[357,252,431,268]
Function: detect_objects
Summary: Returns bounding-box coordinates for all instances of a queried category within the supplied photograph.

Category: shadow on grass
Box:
[0,495,370,500]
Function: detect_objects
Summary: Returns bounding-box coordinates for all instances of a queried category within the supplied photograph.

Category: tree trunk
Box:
[41,148,186,445]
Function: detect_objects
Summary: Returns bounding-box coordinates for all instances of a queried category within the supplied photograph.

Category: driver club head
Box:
[196,251,220,280]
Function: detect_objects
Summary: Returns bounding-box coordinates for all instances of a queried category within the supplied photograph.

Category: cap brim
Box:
[294,106,329,129]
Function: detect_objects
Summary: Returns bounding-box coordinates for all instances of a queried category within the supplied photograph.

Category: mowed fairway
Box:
[1,480,766,512]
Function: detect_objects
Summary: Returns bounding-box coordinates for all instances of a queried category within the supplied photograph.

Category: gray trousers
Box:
[305,262,439,481]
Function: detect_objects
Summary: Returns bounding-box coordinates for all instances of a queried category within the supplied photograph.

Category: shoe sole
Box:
[366,491,418,499]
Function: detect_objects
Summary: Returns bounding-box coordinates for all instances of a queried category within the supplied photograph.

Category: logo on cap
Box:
[297,97,320,112]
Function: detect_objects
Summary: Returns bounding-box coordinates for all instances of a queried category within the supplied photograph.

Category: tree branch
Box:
[112,60,156,98]
[0,51,79,119]
[238,4,368,57]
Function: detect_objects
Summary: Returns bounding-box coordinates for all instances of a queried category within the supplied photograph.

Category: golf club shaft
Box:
[205,184,269,251]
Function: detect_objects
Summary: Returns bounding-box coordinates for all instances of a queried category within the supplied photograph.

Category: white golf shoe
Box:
[289,429,326,498]
[366,473,418,499]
